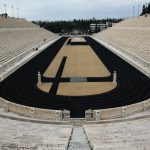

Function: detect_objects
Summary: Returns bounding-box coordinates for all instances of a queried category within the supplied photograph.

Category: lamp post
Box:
[4,4,6,14]
[113,71,117,84]
[17,7,19,19]
[133,6,135,19]
[12,6,14,18]
[37,72,41,84]
[138,5,140,18]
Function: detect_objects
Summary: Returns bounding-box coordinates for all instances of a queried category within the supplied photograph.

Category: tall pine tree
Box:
[141,2,150,15]
[142,4,146,15]
[148,2,150,13]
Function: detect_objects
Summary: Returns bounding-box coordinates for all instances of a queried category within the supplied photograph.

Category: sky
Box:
[0,0,147,21]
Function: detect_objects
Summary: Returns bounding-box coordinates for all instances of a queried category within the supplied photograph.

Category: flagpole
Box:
[17,7,19,19]
[4,4,6,14]
[12,6,14,18]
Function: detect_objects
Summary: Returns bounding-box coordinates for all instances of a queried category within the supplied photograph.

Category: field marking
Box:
[71,37,86,42]
[62,45,110,77]
[37,83,52,93]
[43,44,110,78]
[57,82,117,96]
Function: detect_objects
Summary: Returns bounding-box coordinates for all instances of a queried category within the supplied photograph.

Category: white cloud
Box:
[0,0,146,20]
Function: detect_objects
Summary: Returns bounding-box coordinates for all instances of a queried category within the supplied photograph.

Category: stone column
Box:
[38,72,41,84]
[113,71,117,84]
[96,111,100,121]
[85,109,93,120]
[63,109,70,120]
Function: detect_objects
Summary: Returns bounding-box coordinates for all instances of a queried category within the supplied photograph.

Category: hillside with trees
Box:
[32,18,123,34]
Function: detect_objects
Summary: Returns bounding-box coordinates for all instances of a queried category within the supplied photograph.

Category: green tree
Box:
[148,2,150,13]
[141,4,146,15]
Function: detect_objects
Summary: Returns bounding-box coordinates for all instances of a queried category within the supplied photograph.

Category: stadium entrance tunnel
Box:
[0,37,150,118]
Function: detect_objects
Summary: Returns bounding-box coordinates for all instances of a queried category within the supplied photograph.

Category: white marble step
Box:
[68,127,91,150]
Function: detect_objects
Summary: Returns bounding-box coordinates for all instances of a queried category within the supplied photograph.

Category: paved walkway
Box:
[68,126,91,150]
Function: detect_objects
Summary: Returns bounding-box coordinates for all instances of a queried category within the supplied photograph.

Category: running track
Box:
[0,37,150,118]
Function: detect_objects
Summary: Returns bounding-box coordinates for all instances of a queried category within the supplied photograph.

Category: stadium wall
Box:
[93,99,150,121]
[0,97,62,121]
[0,96,150,121]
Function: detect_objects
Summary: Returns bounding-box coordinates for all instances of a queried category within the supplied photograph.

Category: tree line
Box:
[32,18,123,34]
[141,2,150,15]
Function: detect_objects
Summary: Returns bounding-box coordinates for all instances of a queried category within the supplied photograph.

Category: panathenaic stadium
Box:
[0,15,150,149]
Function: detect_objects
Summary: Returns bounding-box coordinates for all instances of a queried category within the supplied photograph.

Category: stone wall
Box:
[0,97,62,121]
[93,99,150,121]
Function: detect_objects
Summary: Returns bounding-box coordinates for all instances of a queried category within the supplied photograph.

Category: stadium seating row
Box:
[0,115,73,149]
[0,16,38,28]
[113,15,150,27]
[94,16,150,78]
[0,28,57,65]
[94,28,150,63]
[0,17,59,81]
[84,116,150,149]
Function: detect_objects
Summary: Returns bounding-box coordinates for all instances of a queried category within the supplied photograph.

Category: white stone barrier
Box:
[93,99,150,120]
[1,97,150,121]
[62,109,70,120]
[93,107,122,120]
[0,97,62,121]
[85,109,93,120]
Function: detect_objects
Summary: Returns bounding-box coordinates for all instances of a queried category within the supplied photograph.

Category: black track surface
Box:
[0,37,150,118]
